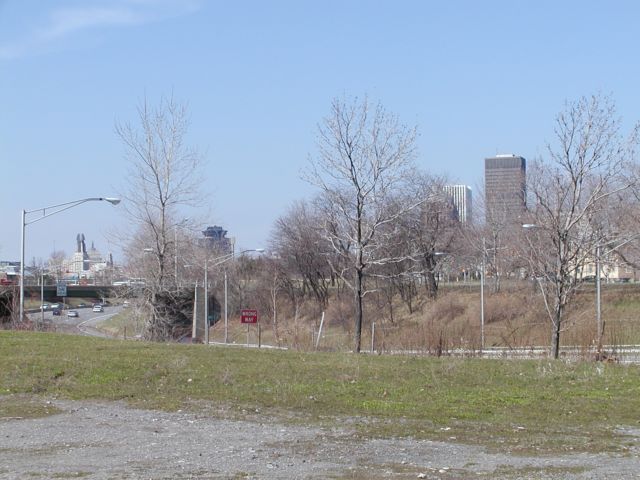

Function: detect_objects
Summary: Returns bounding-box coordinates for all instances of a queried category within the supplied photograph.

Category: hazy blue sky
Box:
[1,0,639,262]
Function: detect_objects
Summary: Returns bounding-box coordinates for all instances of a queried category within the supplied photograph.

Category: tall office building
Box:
[443,185,473,224]
[484,154,526,225]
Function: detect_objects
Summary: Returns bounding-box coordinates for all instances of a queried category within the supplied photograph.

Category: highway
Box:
[28,305,122,338]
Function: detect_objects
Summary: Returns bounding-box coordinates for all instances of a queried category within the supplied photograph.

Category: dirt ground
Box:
[1,399,639,479]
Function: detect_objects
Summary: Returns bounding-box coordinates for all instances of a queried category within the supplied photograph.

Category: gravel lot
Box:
[1,400,639,479]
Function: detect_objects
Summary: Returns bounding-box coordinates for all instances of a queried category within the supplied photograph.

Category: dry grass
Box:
[99,282,640,354]
[241,282,640,354]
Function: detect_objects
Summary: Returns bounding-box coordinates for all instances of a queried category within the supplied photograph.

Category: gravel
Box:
[1,400,639,479]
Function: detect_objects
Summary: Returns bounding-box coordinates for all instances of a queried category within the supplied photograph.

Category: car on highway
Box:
[52,308,61,316]
[67,310,79,318]
[92,304,104,312]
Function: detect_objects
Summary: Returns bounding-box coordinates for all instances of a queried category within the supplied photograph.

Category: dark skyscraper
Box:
[484,154,526,225]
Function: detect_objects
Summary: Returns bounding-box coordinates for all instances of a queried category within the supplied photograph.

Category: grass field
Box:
[1,331,640,456]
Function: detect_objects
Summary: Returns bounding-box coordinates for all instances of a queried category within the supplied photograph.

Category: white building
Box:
[59,236,111,284]
[443,185,473,224]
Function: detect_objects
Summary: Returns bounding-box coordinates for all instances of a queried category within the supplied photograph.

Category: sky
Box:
[1,0,640,263]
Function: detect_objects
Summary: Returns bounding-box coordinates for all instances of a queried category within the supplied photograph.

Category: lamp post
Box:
[224,269,228,343]
[476,237,505,353]
[204,257,209,344]
[19,197,120,323]
[40,268,45,327]
[521,223,638,357]
[432,251,448,286]
[175,225,178,288]
[38,265,58,328]
[595,244,602,355]
[593,236,640,356]
[480,237,485,353]
[173,220,188,289]
[200,248,264,344]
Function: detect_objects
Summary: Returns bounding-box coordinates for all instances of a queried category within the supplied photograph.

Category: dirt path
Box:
[1,400,638,479]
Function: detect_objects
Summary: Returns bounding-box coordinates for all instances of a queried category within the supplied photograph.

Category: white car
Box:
[92,305,104,312]
[67,310,79,318]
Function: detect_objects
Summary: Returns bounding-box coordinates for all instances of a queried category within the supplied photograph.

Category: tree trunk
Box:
[424,271,438,299]
[354,267,363,353]
[552,304,562,359]
[271,285,280,346]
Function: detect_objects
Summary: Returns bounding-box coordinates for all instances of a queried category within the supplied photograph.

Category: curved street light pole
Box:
[19,197,120,323]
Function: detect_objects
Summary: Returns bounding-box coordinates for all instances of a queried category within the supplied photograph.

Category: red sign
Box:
[240,309,259,324]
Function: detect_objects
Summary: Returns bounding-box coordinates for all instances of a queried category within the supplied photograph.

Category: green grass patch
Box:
[494,464,590,476]
[0,394,62,419]
[97,308,142,337]
[1,331,640,454]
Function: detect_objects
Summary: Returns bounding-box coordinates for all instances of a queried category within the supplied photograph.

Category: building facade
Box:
[61,234,111,284]
[200,225,234,255]
[443,185,473,224]
[484,154,526,225]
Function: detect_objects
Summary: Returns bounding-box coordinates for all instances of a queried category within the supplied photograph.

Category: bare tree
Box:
[116,95,204,340]
[305,96,419,352]
[47,250,67,282]
[470,182,523,293]
[398,174,460,299]
[605,190,640,273]
[270,200,333,306]
[522,94,639,358]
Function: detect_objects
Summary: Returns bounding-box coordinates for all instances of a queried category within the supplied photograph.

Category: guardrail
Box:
[442,345,640,363]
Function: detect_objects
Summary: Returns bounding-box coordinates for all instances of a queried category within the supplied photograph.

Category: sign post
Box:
[56,281,67,297]
[240,309,259,346]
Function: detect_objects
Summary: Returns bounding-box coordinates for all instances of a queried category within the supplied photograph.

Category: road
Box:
[28,305,122,337]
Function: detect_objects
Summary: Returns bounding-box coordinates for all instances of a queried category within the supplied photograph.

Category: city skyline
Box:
[1,1,639,261]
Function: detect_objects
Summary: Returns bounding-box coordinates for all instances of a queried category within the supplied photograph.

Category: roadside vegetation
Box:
[101,281,640,354]
[2,330,640,455]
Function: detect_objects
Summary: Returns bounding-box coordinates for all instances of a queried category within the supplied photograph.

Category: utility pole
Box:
[224,269,228,343]
[204,257,209,345]
[596,244,602,358]
[480,237,485,354]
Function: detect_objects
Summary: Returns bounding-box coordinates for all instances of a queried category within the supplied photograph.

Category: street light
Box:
[476,237,506,354]
[38,264,58,328]
[19,197,120,323]
[480,237,485,353]
[593,236,640,356]
[521,223,627,356]
[201,248,264,344]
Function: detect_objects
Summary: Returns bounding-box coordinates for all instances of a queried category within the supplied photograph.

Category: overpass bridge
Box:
[14,284,119,300]
[0,285,122,319]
